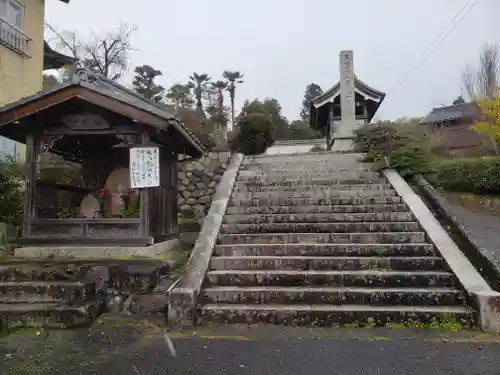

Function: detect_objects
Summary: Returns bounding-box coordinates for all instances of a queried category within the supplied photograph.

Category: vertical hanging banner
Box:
[129,146,160,188]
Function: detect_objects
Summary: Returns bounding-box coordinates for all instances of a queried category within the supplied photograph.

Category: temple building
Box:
[309,51,386,151]
[0,68,203,247]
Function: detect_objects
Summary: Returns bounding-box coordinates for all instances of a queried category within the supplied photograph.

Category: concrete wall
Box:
[265,139,326,155]
[0,0,46,161]
[177,151,231,220]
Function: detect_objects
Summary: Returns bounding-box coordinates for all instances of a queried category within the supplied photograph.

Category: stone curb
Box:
[383,169,500,333]
[167,153,244,326]
[411,175,500,290]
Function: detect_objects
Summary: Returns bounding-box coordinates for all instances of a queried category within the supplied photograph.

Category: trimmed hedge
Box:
[230,113,275,155]
[431,157,500,195]
[353,123,430,177]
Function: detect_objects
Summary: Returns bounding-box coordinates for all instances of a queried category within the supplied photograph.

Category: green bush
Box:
[0,157,24,227]
[388,145,430,177]
[353,122,430,177]
[354,123,406,157]
[178,219,201,233]
[431,157,500,195]
[230,113,275,155]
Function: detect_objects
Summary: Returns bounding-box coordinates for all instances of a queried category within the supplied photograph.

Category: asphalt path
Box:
[0,319,499,375]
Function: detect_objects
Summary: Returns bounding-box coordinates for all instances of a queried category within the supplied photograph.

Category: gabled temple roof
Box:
[0,68,204,157]
[311,76,386,110]
[420,102,481,124]
[43,41,76,70]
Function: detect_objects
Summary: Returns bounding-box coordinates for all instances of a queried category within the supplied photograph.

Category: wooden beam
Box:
[0,88,80,126]
[30,218,141,225]
[17,236,154,247]
[44,127,141,136]
[0,86,170,133]
[74,88,170,130]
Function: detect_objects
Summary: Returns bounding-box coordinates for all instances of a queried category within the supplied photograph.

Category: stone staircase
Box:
[0,264,101,331]
[198,152,474,326]
[0,259,170,331]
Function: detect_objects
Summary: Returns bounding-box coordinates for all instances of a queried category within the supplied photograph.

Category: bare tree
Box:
[461,64,477,101]
[478,43,499,99]
[45,22,137,80]
[462,43,500,101]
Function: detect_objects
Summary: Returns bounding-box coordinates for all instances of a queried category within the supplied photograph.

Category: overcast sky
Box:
[45,0,499,121]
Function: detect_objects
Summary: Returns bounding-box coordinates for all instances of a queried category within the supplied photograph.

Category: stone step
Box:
[210,256,444,271]
[205,270,456,287]
[240,165,373,171]
[232,189,399,200]
[241,157,366,166]
[0,301,100,330]
[242,153,365,163]
[235,184,394,193]
[230,196,403,207]
[217,232,427,245]
[226,204,409,215]
[214,243,437,257]
[199,304,473,326]
[202,286,466,306]
[237,170,381,177]
[223,212,415,224]
[0,281,94,303]
[242,156,367,163]
[240,178,387,186]
[239,166,374,174]
[237,173,382,182]
[241,157,368,164]
[219,222,421,234]
[238,167,378,174]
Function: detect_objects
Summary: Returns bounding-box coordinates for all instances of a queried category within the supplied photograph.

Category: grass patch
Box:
[367,336,392,341]
[322,315,469,331]
[169,249,190,279]
[445,191,500,218]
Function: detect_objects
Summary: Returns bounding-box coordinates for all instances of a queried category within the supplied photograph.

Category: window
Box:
[0,0,23,28]
[0,0,29,55]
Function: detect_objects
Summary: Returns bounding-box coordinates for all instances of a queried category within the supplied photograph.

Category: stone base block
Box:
[330,138,355,152]
[14,239,180,259]
[473,290,500,333]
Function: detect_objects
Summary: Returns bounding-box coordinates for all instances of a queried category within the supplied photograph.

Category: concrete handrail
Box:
[383,169,500,333]
[167,153,244,326]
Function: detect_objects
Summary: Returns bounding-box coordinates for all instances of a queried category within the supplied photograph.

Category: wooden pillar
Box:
[169,151,178,235]
[363,104,369,123]
[327,104,334,150]
[22,134,38,237]
[139,132,150,237]
[326,127,330,150]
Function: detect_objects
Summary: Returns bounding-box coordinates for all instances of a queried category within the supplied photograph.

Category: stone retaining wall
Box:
[177,151,231,220]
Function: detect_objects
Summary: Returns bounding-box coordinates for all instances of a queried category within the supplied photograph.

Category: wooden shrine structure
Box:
[0,68,204,247]
[309,51,386,151]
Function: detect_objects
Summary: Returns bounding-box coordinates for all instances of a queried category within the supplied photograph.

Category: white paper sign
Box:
[129,147,160,188]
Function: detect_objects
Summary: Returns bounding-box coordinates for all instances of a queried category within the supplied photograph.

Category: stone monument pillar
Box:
[331,50,357,152]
